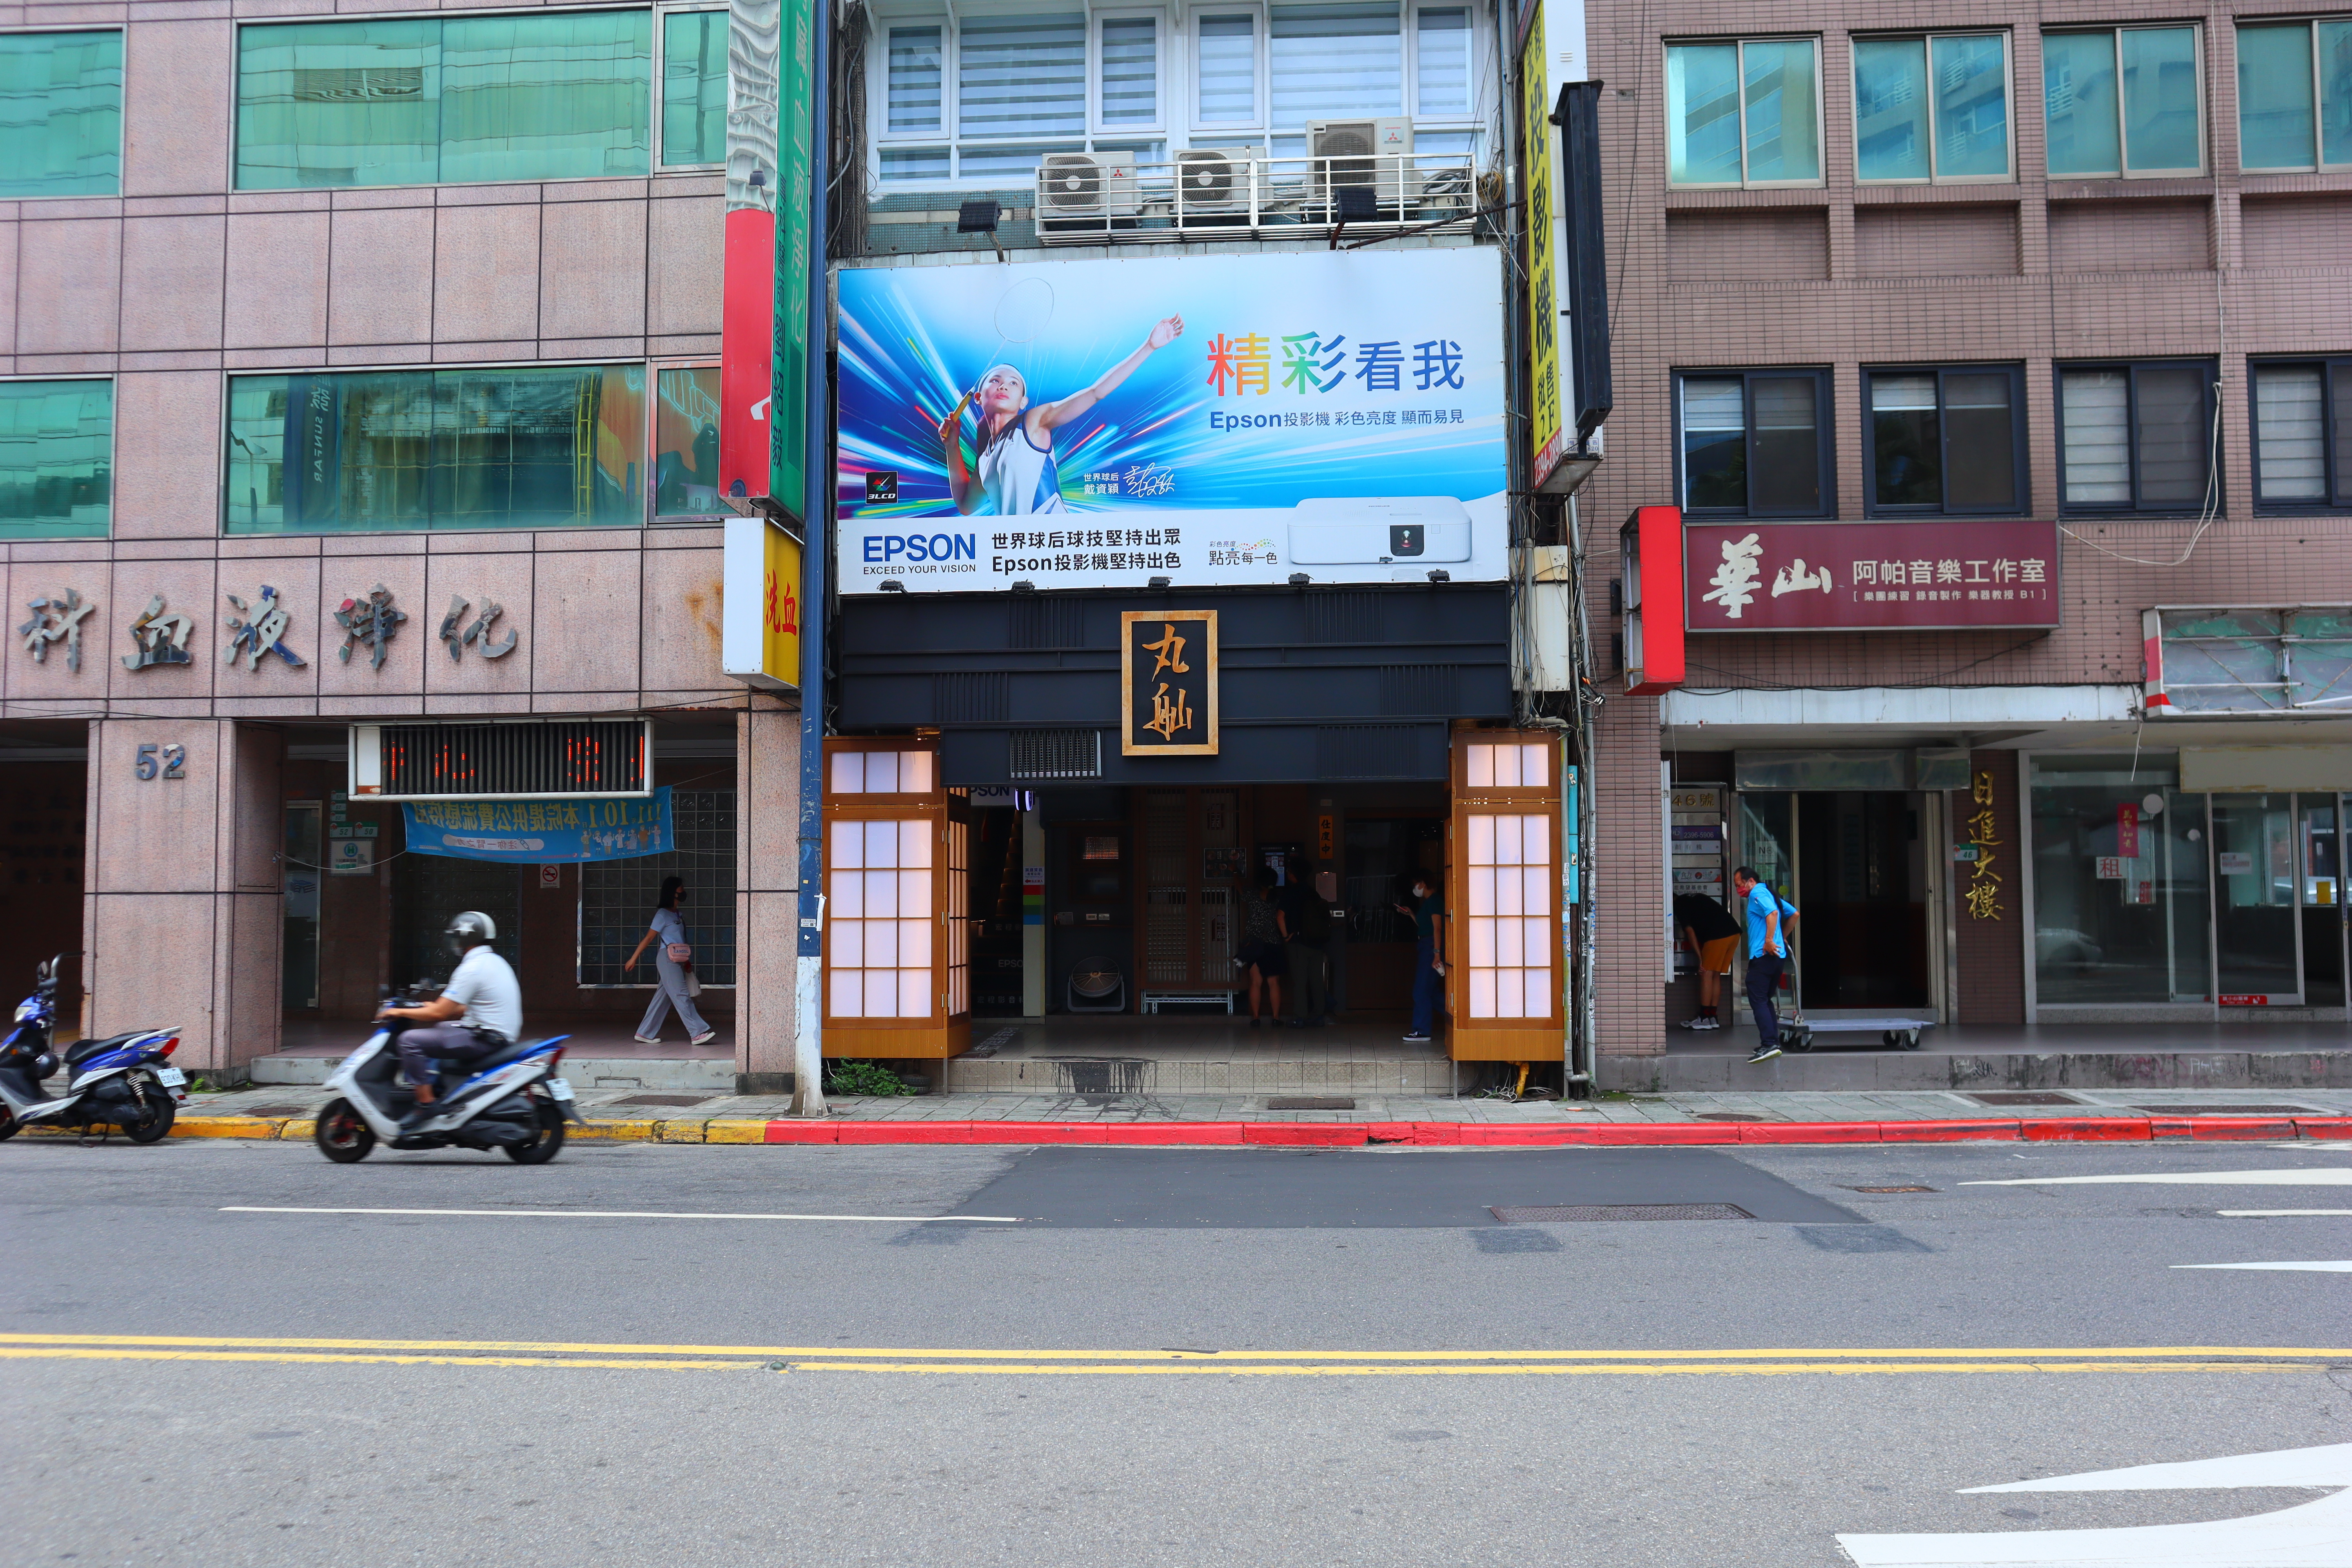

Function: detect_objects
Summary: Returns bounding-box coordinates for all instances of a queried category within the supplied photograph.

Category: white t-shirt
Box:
[976,423,1065,514]
[443,944,523,1041]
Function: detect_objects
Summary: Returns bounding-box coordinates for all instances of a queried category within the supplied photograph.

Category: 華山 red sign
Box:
[1681,520,2061,632]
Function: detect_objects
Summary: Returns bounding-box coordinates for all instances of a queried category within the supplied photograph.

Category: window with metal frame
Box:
[0,30,122,198]
[2239,18,2352,172]
[1675,368,1834,518]
[1665,37,1822,187]
[2250,358,2352,509]
[1863,365,2027,516]
[0,378,111,539]
[2042,25,2203,178]
[652,363,723,518]
[1853,33,2011,182]
[578,788,738,986]
[874,2,1489,187]
[234,11,654,191]
[2056,361,2217,514]
[659,9,727,167]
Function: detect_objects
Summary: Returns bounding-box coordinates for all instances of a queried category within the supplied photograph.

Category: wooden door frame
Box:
[820,737,972,1060]
[1447,730,1567,1063]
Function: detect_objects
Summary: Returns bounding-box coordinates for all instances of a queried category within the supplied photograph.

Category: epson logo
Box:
[864,533,978,563]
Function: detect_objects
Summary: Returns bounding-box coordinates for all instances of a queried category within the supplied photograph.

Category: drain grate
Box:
[1267,1096,1356,1111]
[611,1094,713,1108]
[2129,1103,2315,1116]
[243,1104,316,1118]
[1846,1185,1936,1194]
[1965,1091,2084,1107]
[1490,1203,1754,1223]
[1694,1112,1765,1122]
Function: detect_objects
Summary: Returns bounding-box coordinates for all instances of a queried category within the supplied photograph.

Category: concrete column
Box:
[82,719,283,1078]
[1592,693,1667,1083]
[735,700,802,1093]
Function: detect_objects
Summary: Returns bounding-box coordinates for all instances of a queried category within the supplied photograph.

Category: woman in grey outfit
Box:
[622,875,716,1045]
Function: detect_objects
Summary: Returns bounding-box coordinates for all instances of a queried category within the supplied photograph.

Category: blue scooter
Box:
[0,956,185,1143]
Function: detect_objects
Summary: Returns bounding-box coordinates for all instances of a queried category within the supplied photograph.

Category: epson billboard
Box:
[833,248,1507,594]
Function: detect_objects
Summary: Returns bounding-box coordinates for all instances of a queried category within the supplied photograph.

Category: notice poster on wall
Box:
[834,249,1508,593]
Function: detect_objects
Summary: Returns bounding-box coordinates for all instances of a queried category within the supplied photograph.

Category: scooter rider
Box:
[379,912,522,1131]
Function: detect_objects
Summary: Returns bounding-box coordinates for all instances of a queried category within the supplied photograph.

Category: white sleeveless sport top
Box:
[976,422,1065,515]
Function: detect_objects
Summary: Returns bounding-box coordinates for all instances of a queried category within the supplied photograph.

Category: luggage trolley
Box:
[1772,933,1934,1054]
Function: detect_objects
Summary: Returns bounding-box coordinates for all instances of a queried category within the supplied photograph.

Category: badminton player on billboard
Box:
[837,249,1507,593]
[937,314,1184,516]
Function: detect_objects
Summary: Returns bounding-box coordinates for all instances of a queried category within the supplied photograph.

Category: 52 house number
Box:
[133,743,186,780]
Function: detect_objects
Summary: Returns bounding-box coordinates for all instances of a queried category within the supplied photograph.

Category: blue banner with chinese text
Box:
[402,789,672,863]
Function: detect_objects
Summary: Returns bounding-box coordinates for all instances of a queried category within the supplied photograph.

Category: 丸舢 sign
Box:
[1683,520,2061,633]
[1120,610,1218,757]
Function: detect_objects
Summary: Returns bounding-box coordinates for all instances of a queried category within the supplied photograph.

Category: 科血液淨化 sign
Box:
[1682,520,2062,632]
[834,249,1507,593]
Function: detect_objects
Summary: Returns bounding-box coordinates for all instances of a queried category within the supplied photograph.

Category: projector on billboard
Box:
[834,249,1508,593]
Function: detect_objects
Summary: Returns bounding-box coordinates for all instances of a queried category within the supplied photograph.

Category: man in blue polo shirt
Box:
[1731,866,1797,1064]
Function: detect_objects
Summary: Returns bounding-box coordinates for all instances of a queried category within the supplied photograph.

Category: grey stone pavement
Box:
[185,1081,2352,1125]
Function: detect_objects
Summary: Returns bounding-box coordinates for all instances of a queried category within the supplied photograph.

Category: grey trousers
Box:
[397,1024,499,1089]
[637,956,711,1040]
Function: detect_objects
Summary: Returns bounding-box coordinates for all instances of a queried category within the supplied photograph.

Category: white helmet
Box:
[444,911,497,957]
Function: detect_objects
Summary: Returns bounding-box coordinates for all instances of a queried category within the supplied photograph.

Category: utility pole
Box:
[787,0,831,1116]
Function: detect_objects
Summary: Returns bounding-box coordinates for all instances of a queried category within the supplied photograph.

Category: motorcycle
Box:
[0,955,185,1144]
[312,989,582,1164]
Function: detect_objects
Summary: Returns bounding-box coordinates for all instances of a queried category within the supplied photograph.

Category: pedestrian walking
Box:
[1239,866,1290,1027]
[1730,866,1797,1063]
[1672,891,1743,1031]
[622,875,717,1046]
[1395,871,1446,1044]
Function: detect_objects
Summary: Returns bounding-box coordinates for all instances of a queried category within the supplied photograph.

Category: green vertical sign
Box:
[771,0,814,524]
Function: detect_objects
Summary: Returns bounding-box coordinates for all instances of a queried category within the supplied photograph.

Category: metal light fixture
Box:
[878,579,906,593]
[1288,572,1310,587]
[1011,579,1036,593]
[959,198,1006,262]
[1427,568,1450,583]
[1148,575,1171,589]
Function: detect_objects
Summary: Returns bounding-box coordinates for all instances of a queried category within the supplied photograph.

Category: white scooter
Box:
[313,989,582,1164]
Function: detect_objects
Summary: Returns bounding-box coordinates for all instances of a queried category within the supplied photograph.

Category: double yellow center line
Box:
[0,1335,2341,1377]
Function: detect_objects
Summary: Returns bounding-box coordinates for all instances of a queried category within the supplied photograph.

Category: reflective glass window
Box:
[0,31,122,198]
[660,10,726,166]
[1677,368,1832,517]
[1101,17,1159,125]
[2058,362,2215,512]
[2043,26,2201,176]
[235,11,652,190]
[0,379,111,539]
[1667,38,1818,185]
[224,365,648,534]
[653,366,722,518]
[2028,756,2209,1004]
[1271,2,1402,124]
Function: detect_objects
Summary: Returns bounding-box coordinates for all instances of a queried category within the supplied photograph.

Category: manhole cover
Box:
[2129,1104,2314,1116]
[1965,1091,2084,1106]
[1490,1203,1754,1223]
[243,1104,315,1118]
[1267,1096,1356,1111]
[1846,1185,1936,1193]
[611,1094,713,1108]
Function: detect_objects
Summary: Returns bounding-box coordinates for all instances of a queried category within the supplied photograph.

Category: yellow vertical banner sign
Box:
[1520,7,1564,488]
[721,515,803,691]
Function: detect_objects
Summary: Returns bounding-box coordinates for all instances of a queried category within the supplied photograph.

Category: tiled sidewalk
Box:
[185,1083,2352,1126]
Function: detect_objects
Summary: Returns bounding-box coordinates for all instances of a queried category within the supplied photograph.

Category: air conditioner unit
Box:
[1308,116,1414,206]
[1173,144,1261,214]
[1038,152,1142,219]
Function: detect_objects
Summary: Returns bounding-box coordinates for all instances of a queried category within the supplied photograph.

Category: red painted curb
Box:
[750,1115,2342,1147]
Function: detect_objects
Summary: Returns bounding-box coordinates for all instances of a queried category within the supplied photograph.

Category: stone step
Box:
[943,1056,1459,1096]
[247,1051,739,1092]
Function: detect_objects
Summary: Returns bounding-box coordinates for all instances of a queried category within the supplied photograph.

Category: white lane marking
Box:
[219,1207,1023,1223]
[2220,1209,2352,1218]
[2174,1260,2352,1273]
[1838,1443,2352,1566]
[1962,1167,2352,1187]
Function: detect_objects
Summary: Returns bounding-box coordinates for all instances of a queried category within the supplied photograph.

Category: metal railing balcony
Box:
[1031,151,1479,245]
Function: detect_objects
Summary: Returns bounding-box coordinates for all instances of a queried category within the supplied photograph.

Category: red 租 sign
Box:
[1682,520,2062,633]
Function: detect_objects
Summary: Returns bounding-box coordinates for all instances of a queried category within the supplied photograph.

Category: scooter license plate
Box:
[155,1067,187,1087]
[546,1078,575,1102]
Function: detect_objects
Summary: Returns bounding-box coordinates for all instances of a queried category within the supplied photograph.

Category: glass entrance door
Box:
[2212,793,2301,1004]
[283,802,321,1010]
[2301,795,2346,1009]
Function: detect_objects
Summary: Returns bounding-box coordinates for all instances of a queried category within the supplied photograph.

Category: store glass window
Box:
[1853,33,2010,182]
[224,365,648,534]
[652,366,722,518]
[2042,25,2203,176]
[660,10,727,166]
[0,31,122,198]
[1666,37,1822,186]
[0,378,111,539]
[235,12,653,190]
[2028,755,2209,1003]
